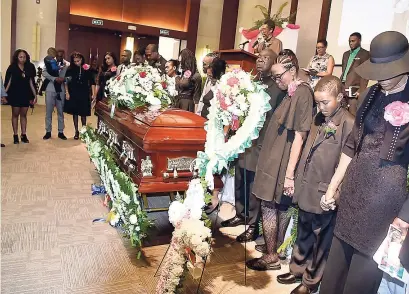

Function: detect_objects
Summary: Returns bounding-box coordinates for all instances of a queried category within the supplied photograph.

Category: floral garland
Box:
[157,69,272,293]
[80,126,152,256]
[106,63,177,110]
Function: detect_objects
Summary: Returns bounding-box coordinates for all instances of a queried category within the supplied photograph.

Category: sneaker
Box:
[13,135,19,144]
[21,134,29,143]
[43,132,51,140]
[58,132,67,140]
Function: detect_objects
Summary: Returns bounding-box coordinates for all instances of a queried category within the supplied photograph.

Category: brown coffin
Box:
[95,99,214,197]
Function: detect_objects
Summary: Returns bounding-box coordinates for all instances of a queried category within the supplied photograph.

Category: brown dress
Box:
[252,84,314,204]
[174,72,202,112]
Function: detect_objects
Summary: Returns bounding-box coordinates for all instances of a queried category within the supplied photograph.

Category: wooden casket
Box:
[95,100,220,212]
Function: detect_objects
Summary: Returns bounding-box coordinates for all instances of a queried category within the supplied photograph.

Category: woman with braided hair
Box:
[246,49,314,271]
[174,48,202,112]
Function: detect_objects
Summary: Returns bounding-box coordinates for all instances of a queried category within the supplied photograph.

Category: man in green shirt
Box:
[341,32,370,116]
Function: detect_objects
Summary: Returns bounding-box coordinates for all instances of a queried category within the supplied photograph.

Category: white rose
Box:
[129,214,138,225]
[168,201,186,226]
[122,193,131,205]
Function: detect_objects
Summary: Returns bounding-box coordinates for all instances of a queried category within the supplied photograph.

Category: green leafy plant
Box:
[250,1,296,31]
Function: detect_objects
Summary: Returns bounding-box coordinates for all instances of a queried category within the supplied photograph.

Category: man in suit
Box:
[196,52,217,115]
[340,32,370,115]
[145,44,167,75]
[220,49,286,242]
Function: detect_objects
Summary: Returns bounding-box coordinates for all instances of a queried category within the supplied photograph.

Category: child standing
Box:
[276,76,354,294]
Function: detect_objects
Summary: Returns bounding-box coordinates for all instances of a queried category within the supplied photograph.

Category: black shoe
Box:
[74,131,79,140]
[255,244,267,253]
[236,225,258,242]
[291,284,313,294]
[13,135,19,144]
[43,132,51,140]
[58,132,67,140]
[204,202,219,215]
[220,215,245,227]
[277,272,302,285]
[246,257,281,271]
[1,143,5,147]
[21,134,29,143]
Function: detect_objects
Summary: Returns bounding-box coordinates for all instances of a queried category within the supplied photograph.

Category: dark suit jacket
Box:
[294,108,354,214]
[238,77,286,171]
[151,56,167,75]
[341,48,370,95]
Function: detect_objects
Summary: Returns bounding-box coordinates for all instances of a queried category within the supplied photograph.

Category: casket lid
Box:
[132,107,205,128]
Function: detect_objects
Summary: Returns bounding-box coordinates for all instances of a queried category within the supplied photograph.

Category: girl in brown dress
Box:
[246,49,314,271]
[174,49,202,113]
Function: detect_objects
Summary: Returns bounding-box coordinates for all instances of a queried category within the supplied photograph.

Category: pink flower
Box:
[231,115,240,131]
[217,91,229,110]
[227,77,240,87]
[139,71,147,78]
[82,64,90,70]
[288,80,301,97]
[287,24,300,30]
[111,66,117,72]
[384,101,409,127]
[183,70,192,79]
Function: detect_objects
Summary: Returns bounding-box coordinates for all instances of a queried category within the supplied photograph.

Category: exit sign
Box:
[160,29,169,36]
[92,19,103,26]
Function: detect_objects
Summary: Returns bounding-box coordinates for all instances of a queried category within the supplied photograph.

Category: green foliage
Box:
[250,1,296,31]
[277,207,298,253]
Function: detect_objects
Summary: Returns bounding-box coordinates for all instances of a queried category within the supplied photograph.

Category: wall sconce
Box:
[126,35,134,58]
[31,22,41,61]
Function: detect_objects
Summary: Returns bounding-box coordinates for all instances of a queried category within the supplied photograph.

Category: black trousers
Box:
[320,236,383,294]
[234,165,260,226]
[289,210,336,290]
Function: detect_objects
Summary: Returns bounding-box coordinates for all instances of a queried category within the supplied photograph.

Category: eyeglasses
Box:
[273,68,290,81]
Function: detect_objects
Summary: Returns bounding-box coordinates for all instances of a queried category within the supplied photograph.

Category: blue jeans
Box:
[377,274,407,294]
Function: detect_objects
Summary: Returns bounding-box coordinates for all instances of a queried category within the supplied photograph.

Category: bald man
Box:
[221,49,286,242]
[117,50,132,75]
[145,44,167,75]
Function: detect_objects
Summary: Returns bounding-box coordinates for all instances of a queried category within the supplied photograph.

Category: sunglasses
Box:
[273,68,290,81]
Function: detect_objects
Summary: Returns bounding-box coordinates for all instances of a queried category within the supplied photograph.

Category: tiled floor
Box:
[1,105,295,293]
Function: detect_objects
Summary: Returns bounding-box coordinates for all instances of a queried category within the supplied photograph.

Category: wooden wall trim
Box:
[290,0,299,24]
[185,0,201,53]
[10,0,17,60]
[70,15,188,40]
[55,0,70,53]
[317,0,332,41]
[219,0,239,50]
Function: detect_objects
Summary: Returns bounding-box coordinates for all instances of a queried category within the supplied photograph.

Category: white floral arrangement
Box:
[198,68,272,189]
[106,64,176,110]
[157,69,272,293]
[157,180,211,293]
[80,126,151,255]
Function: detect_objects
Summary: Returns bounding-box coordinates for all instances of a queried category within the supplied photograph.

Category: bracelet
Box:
[285,176,295,180]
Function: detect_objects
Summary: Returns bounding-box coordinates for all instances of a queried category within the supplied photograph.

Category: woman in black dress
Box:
[64,52,96,139]
[320,31,409,294]
[95,52,117,103]
[4,49,37,144]
[174,49,202,112]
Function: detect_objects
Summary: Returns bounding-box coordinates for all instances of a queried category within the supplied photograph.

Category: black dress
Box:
[4,64,34,107]
[64,66,94,116]
[96,68,116,101]
[335,88,409,256]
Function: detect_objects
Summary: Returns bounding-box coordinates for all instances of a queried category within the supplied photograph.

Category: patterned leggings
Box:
[260,200,291,263]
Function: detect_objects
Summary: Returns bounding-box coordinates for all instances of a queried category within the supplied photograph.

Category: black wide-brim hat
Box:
[355,31,409,81]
